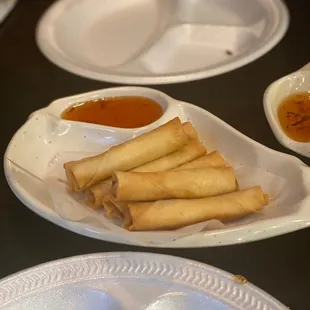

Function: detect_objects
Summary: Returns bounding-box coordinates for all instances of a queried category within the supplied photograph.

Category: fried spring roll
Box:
[64,117,188,191]
[100,151,227,216]
[84,182,112,208]
[182,121,199,140]
[124,186,269,231]
[112,167,237,201]
[102,195,123,219]
[104,195,127,218]
[85,140,206,208]
[131,140,206,173]
[173,151,225,171]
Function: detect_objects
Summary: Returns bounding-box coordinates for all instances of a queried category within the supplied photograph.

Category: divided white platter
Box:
[36,0,289,84]
[0,252,288,309]
[264,63,310,157]
[4,87,310,247]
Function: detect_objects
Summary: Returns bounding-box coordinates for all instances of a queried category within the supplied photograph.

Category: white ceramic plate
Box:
[264,63,310,157]
[0,0,17,24]
[36,0,289,84]
[4,87,310,247]
[0,252,288,309]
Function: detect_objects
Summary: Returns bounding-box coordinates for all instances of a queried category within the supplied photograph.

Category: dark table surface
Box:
[1,0,310,309]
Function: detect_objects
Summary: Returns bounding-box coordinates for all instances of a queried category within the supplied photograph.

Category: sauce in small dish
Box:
[278,92,310,142]
[61,96,163,128]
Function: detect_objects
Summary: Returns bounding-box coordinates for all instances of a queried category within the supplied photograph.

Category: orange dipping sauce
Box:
[61,96,163,128]
[278,92,310,142]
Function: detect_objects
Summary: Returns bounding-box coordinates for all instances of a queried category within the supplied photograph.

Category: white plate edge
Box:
[0,252,289,309]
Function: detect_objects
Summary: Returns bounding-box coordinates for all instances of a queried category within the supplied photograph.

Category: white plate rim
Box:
[35,0,289,84]
[4,86,310,248]
[0,0,18,23]
[0,252,289,309]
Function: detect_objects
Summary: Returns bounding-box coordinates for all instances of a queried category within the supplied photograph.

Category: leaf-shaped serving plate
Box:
[4,87,310,247]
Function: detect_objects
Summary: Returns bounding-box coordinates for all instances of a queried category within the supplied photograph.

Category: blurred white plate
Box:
[0,0,17,23]
[264,63,310,157]
[4,87,310,247]
[36,0,289,84]
[0,252,288,309]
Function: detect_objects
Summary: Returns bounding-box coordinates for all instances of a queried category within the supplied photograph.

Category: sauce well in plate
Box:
[61,96,163,128]
[278,92,310,142]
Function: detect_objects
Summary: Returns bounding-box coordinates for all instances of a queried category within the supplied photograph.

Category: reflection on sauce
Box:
[61,96,163,128]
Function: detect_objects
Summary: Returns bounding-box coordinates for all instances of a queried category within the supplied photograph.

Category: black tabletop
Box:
[1,0,310,309]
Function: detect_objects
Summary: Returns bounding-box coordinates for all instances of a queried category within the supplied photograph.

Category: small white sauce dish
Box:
[264,63,310,157]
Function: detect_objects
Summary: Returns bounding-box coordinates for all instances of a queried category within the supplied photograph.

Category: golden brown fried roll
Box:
[85,140,206,208]
[64,117,188,191]
[181,121,199,140]
[173,151,225,171]
[124,186,269,231]
[112,167,237,201]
